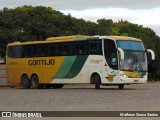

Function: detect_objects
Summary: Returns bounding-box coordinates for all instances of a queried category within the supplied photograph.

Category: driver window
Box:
[104,40,118,70]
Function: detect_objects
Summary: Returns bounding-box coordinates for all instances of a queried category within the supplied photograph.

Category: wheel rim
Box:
[23,78,28,86]
[31,75,39,88]
[21,75,30,89]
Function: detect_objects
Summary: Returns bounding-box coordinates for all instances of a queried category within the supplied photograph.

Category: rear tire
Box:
[95,74,101,89]
[31,75,40,89]
[21,75,31,89]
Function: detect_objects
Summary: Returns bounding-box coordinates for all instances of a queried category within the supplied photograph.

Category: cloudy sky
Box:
[0,0,160,36]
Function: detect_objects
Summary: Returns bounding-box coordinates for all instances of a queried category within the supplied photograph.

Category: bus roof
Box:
[8,35,90,46]
[46,35,90,41]
[8,35,142,46]
[100,36,142,41]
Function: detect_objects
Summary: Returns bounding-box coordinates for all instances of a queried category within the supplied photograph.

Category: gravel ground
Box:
[0,82,160,119]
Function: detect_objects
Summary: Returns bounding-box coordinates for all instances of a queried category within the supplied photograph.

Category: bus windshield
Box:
[117,40,145,50]
[117,40,147,72]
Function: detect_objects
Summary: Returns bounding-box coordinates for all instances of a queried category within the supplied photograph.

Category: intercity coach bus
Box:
[6,35,155,89]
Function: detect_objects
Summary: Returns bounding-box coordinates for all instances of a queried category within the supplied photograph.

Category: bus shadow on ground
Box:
[62,86,146,91]
[11,84,146,91]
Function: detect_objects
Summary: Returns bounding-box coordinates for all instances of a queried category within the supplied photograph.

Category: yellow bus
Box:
[6,35,155,89]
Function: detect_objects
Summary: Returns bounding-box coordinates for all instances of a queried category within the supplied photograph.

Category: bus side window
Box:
[24,45,35,58]
[62,42,73,56]
[21,45,27,58]
[89,41,102,55]
[90,44,97,54]
[26,47,32,57]
[31,45,47,57]
[9,46,23,58]
[62,45,68,55]
[74,42,80,54]
[8,46,13,58]
[23,45,46,58]
[74,41,87,55]
[33,46,39,57]
[48,44,60,56]
[40,46,46,57]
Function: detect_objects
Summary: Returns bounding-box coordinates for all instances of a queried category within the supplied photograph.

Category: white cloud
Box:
[0,0,160,36]
[145,25,160,36]
[61,7,160,25]
[60,7,160,36]
[1,0,160,10]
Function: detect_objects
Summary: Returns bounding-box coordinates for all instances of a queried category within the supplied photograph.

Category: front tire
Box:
[21,75,31,89]
[31,74,40,89]
[95,74,101,89]
[118,84,124,89]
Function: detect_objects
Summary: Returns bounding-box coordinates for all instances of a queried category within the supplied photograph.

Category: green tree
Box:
[96,19,113,35]
[0,6,159,59]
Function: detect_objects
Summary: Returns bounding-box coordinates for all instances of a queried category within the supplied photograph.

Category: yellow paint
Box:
[9,35,89,46]
[7,56,64,84]
[123,71,137,78]
[107,36,142,41]
[108,75,116,82]
[46,35,89,42]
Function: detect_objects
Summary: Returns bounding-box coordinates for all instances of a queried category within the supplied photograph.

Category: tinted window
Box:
[8,46,23,58]
[48,44,60,56]
[23,45,36,57]
[22,44,47,58]
[74,41,88,55]
[104,39,118,70]
[8,40,103,58]
[89,41,102,55]
[61,42,73,56]
[34,45,47,57]
[117,41,145,50]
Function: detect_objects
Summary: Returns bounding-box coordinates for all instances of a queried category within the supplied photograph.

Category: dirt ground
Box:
[0,82,160,119]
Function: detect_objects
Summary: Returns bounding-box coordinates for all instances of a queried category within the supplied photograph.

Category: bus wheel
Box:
[52,84,64,89]
[153,75,159,81]
[95,74,101,89]
[21,75,31,89]
[118,84,124,90]
[31,75,40,89]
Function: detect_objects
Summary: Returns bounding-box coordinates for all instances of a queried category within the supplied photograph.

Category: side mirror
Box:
[147,49,155,60]
[118,48,124,60]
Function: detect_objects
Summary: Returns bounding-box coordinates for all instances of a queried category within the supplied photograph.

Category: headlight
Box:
[120,74,129,78]
[143,75,147,78]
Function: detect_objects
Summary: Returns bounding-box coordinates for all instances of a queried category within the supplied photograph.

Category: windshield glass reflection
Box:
[120,50,147,72]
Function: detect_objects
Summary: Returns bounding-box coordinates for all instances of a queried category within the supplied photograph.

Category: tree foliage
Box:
[0,6,159,59]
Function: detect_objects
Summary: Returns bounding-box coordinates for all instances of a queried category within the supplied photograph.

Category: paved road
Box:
[0,82,160,112]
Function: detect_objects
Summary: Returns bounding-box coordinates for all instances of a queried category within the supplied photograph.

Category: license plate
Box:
[134,80,139,82]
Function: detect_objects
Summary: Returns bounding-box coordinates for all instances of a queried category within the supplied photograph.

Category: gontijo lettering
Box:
[28,59,55,66]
